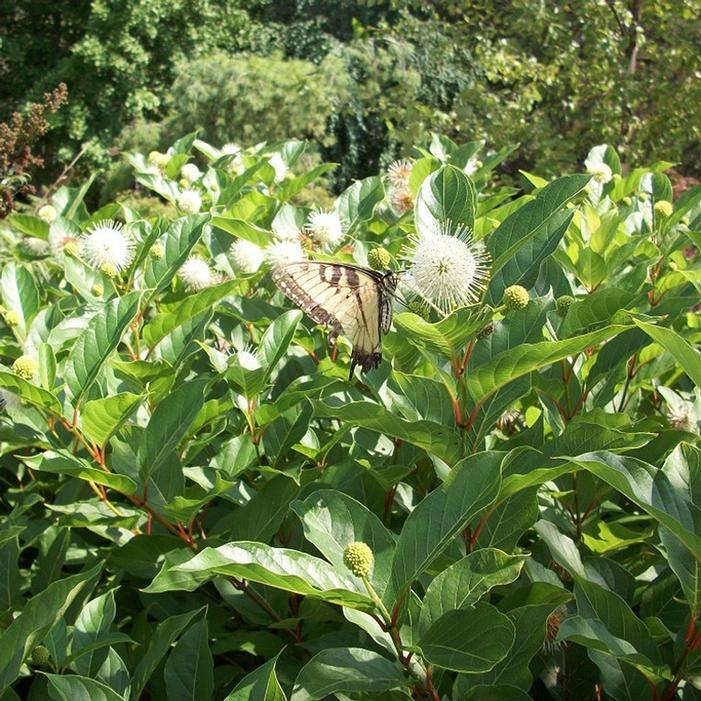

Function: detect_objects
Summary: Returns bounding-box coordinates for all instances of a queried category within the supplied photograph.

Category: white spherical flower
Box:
[667,403,698,434]
[306,210,344,249]
[48,227,78,255]
[406,221,490,314]
[38,204,57,223]
[80,220,134,272]
[387,160,413,189]
[587,162,612,184]
[390,187,414,215]
[181,163,201,183]
[269,153,288,182]
[22,237,50,256]
[177,189,202,214]
[235,348,262,371]
[178,256,215,291]
[231,239,264,274]
[266,240,306,268]
[271,218,301,242]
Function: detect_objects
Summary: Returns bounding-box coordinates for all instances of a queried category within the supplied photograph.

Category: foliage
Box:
[1,132,701,700]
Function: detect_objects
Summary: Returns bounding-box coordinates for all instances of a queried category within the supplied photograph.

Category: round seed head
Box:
[343,541,374,578]
[12,355,37,381]
[503,285,529,311]
[368,247,392,271]
[556,295,575,318]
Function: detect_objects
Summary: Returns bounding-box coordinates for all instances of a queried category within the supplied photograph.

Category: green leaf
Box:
[262,401,313,466]
[415,164,477,233]
[458,685,531,701]
[164,617,213,701]
[211,217,270,247]
[138,378,208,481]
[224,654,287,701]
[81,393,143,447]
[65,292,141,402]
[659,527,701,617]
[292,489,396,595]
[258,309,303,377]
[418,549,526,634]
[22,450,137,494]
[161,541,374,611]
[235,475,300,542]
[0,565,101,693]
[8,213,49,238]
[560,288,633,337]
[280,162,337,201]
[633,319,701,387]
[71,590,117,676]
[386,451,502,602]
[334,176,385,232]
[314,400,463,466]
[44,673,126,701]
[291,648,404,701]
[418,603,515,673]
[466,324,626,401]
[130,608,203,701]
[1,263,39,337]
[0,371,61,414]
[142,214,209,294]
[142,280,240,347]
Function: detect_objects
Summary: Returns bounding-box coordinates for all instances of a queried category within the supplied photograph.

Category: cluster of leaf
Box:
[1,132,701,701]
[5,0,701,196]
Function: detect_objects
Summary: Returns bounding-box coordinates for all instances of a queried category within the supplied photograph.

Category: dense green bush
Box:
[1,133,701,699]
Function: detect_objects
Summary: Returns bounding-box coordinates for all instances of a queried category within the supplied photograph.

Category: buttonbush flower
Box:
[503,285,529,311]
[666,402,698,434]
[48,226,79,256]
[2,309,20,326]
[38,204,57,223]
[306,210,344,249]
[177,189,202,214]
[654,200,673,218]
[390,187,414,215]
[387,159,413,189]
[179,256,214,291]
[31,646,50,666]
[405,221,490,314]
[231,239,264,274]
[80,220,134,273]
[22,237,49,256]
[148,151,170,169]
[150,243,165,259]
[343,542,374,578]
[556,295,575,317]
[12,355,38,381]
[181,163,201,183]
[234,346,262,371]
[271,219,301,243]
[266,240,306,267]
[368,247,391,271]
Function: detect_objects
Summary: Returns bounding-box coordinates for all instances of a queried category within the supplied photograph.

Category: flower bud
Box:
[3,310,20,326]
[91,283,104,297]
[100,262,118,279]
[556,295,574,318]
[621,196,632,206]
[31,645,50,666]
[503,285,529,311]
[12,355,37,381]
[150,243,165,259]
[654,200,673,218]
[343,541,374,578]
[63,241,79,257]
[38,205,57,223]
[368,247,391,271]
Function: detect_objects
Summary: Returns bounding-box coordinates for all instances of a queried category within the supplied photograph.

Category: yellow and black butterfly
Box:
[272,261,398,377]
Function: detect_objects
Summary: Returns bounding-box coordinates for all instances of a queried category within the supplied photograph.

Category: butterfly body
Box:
[272,261,397,376]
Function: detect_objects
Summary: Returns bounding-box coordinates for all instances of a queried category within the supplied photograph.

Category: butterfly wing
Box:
[272,261,391,375]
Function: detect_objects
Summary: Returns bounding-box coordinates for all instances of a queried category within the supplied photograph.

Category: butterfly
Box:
[272,261,398,377]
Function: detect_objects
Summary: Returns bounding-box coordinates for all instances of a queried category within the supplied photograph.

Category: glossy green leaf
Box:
[81,393,143,447]
[224,654,287,701]
[0,371,62,414]
[44,673,126,701]
[334,176,385,232]
[164,617,213,701]
[415,164,477,233]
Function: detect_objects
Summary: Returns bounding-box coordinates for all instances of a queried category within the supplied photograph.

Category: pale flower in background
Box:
[38,204,57,223]
[231,239,264,274]
[266,240,306,268]
[177,189,202,214]
[387,159,413,189]
[406,221,490,314]
[22,237,50,256]
[587,162,612,184]
[271,219,301,242]
[666,402,698,433]
[80,220,134,272]
[179,256,215,291]
[390,187,414,215]
[221,143,241,155]
[306,210,344,249]
[269,153,288,182]
[181,163,201,183]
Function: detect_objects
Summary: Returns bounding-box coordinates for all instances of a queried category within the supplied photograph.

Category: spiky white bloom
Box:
[269,153,288,182]
[22,237,50,256]
[271,219,301,242]
[266,240,306,268]
[406,222,490,314]
[231,239,264,274]
[221,143,241,155]
[80,220,134,272]
[306,210,344,249]
[178,256,214,291]
[587,162,613,184]
[235,348,262,371]
[390,187,414,215]
[387,159,413,188]
[177,189,202,214]
[38,204,57,223]
[181,163,201,183]
[666,403,698,433]
[48,226,78,255]
[0,388,21,413]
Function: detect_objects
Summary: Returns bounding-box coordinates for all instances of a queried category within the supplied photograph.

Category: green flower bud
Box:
[91,283,104,297]
[638,191,649,202]
[503,285,529,311]
[476,322,494,340]
[179,179,189,188]
[3,310,20,326]
[681,216,690,226]
[100,262,118,279]
[63,241,79,257]
[343,541,374,578]
[654,200,673,218]
[368,247,392,271]
[556,295,575,318]
[31,645,50,666]
[12,355,37,381]
[621,196,632,206]
[150,243,165,259]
